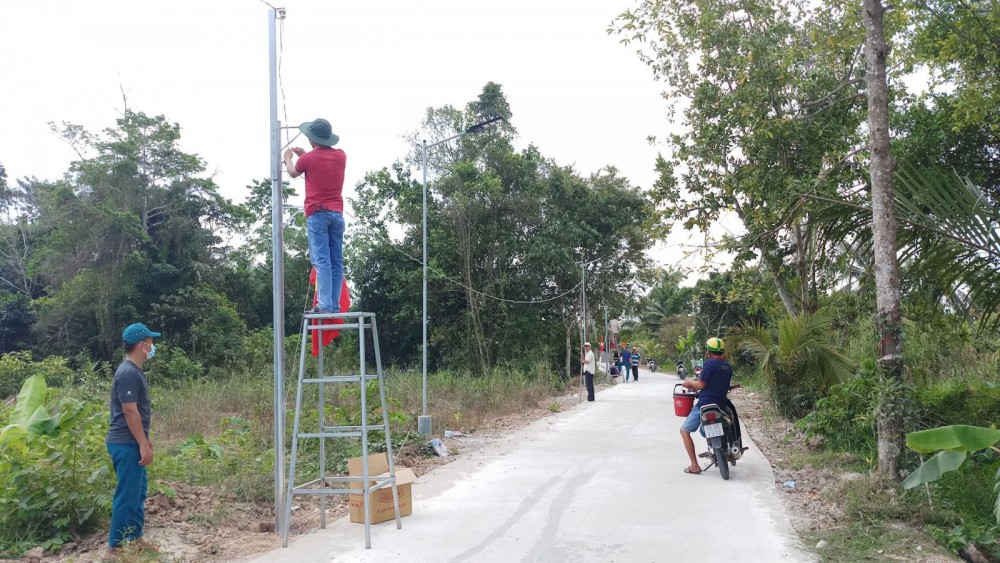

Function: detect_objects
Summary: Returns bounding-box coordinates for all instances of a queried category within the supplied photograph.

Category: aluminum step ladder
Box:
[281,311,401,548]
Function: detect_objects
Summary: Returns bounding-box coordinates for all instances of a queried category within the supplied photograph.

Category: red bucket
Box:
[673,384,695,417]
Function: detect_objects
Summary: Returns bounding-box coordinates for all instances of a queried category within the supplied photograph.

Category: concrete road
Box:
[252,369,812,562]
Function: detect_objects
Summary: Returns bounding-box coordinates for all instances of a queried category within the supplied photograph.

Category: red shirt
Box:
[295,147,346,216]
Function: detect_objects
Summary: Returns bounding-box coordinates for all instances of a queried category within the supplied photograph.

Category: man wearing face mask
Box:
[103,323,160,559]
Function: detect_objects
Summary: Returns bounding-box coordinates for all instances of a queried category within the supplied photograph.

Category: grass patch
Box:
[152,374,273,442]
[385,365,568,431]
[804,472,956,561]
[807,520,949,562]
[784,448,868,473]
[145,364,568,502]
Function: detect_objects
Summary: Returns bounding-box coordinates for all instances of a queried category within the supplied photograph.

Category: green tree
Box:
[612,0,869,317]
[350,84,653,375]
[904,0,1000,142]
[7,110,242,359]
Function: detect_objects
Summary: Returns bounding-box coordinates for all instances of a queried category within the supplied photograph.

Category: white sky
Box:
[1,0,731,276]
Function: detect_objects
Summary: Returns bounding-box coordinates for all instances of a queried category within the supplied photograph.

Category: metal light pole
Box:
[418,116,504,436]
[267,5,287,533]
[580,258,587,399]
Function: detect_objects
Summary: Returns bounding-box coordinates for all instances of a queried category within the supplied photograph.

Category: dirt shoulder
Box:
[46,382,598,563]
[732,389,958,563]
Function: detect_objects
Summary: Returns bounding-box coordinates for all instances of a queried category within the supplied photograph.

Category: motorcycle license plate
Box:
[704,422,724,438]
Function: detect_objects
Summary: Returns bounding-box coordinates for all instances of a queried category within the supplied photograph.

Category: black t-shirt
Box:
[107,359,151,444]
[696,358,733,407]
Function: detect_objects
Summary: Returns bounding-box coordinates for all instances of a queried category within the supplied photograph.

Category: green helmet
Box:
[706,337,725,353]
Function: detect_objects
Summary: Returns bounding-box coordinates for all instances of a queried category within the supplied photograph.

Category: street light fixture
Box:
[418,116,505,436]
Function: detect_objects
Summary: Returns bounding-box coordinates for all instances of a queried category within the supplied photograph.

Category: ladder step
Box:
[304,312,371,319]
[293,476,397,495]
[302,375,379,384]
[292,487,363,495]
[298,426,386,439]
[299,476,394,486]
[305,322,367,331]
[321,424,387,432]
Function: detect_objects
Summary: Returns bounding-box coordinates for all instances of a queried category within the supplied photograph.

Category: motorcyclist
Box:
[679,337,733,474]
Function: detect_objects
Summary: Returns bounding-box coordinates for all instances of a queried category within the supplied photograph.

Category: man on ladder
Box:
[284,118,347,315]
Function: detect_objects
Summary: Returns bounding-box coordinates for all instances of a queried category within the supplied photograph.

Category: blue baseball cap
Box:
[122,323,161,345]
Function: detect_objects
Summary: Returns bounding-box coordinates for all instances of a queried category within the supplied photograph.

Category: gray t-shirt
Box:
[107,359,151,445]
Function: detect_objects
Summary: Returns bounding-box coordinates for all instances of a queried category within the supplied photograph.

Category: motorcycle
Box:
[697,385,748,480]
[676,360,687,380]
[647,359,657,373]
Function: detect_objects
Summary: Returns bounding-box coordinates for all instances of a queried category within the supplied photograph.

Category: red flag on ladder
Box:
[308,267,351,357]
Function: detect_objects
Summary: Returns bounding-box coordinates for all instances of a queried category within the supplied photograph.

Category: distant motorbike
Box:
[698,385,748,480]
[676,360,687,380]
[647,359,657,373]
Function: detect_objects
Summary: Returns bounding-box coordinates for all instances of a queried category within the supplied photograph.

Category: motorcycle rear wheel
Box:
[715,447,730,480]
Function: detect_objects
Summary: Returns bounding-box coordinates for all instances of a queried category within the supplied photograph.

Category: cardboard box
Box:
[347,453,416,524]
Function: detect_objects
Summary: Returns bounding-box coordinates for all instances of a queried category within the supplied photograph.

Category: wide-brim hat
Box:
[299,118,339,147]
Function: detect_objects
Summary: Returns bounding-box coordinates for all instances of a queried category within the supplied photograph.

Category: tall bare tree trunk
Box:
[459,224,489,372]
[863,0,905,480]
[762,250,800,317]
[794,222,810,312]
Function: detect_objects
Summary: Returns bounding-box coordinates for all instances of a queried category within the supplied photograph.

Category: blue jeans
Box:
[681,405,702,433]
[307,211,345,312]
[107,443,147,547]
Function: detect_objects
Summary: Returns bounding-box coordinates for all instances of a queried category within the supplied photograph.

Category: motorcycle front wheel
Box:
[715,447,730,480]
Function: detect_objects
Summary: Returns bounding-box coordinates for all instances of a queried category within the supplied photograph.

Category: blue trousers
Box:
[107,443,147,547]
[307,210,345,312]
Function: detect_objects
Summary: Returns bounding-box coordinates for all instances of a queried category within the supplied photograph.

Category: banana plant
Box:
[0,375,50,439]
[902,425,1000,524]
[676,328,696,368]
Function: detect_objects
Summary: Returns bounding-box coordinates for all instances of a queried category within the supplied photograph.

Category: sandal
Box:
[684,466,703,474]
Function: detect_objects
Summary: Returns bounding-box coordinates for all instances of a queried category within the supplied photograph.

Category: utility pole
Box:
[267,5,287,533]
[604,306,609,379]
[580,259,587,399]
[581,259,587,344]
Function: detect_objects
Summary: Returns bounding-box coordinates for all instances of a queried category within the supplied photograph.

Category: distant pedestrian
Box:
[104,323,161,560]
[621,347,633,383]
[284,118,346,315]
[631,347,641,382]
[581,342,596,401]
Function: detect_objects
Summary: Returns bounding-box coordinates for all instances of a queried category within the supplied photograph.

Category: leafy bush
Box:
[0,377,112,555]
[0,352,74,400]
[152,416,266,494]
[914,379,1000,429]
[145,345,206,383]
[798,373,878,457]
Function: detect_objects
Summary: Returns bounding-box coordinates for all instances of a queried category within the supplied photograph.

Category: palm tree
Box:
[812,165,1000,329]
[638,270,693,333]
[732,313,855,418]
